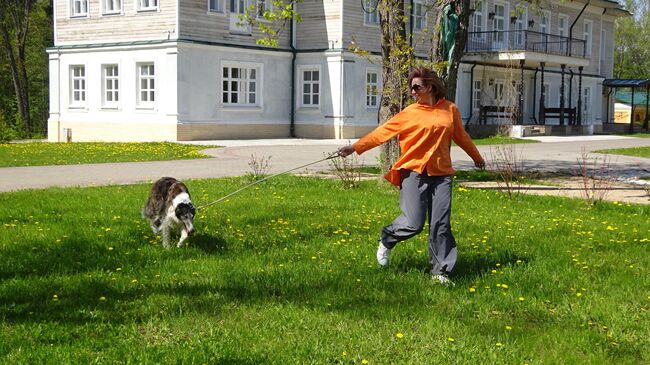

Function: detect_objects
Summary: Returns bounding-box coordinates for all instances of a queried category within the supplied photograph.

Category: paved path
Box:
[4,135,650,193]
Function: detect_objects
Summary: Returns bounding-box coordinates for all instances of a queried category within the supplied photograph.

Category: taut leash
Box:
[195,151,341,211]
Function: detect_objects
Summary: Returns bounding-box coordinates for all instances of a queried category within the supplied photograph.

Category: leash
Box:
[195,151,341,211]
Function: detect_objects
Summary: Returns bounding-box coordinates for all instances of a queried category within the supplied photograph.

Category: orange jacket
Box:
[353,99,482,186]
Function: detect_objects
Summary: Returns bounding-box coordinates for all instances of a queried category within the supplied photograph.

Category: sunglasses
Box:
[411,84,424,91]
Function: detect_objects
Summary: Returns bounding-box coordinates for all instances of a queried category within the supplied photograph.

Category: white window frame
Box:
[412,0,426,32]
[102,64,120,109]
[256,0,272,18]
[515,9,527,47]
[69,65,86,108]
[137,0,158,12]
[363,0,379,25]
[582,86,592,123]
[71,0,89,17]
[473,80,482,111]
[299,66,321,108]
[492,2,507,48]
[583,19,593,56]
[366,69,381,109]
[136,62,156,109]
[540,10,550,35]
[542,83,550,107]
[493,79,505,104]
[599,29,606,73]
[102,0,122,15]
[208,0,225,13]
[221,62,262,107]
[558,14,569,54]
[471,1,484,40]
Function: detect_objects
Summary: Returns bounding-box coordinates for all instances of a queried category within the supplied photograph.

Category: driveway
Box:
[4,135,650,193]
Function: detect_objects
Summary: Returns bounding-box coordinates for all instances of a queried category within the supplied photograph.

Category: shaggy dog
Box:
[142,177,195,248]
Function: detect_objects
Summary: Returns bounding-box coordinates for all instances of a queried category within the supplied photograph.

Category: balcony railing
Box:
[466,30,586,58]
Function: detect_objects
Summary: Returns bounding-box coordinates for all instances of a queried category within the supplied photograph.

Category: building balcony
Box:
[464,31,589,68]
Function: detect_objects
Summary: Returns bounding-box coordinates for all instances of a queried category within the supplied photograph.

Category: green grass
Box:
[630,133,650,138]
[1,176,648,364]
[455,135,538,147]
[595,146,650,158]
[0,142,210,167]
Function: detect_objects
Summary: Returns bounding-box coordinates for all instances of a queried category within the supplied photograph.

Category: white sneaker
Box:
[376,241,391,267]
[432,274,455,286]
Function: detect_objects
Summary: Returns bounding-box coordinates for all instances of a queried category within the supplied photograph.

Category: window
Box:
[69,65,86,107]
[209,0,224,12]
[493,79,505,103]
[102,64,119,108]
[71,0,88,17]
[540,11,550,35]
[222,65,259,106]
[138,0,158,11]
[256,0,271,18]
[301,68,320,107]
[582,87,592,122]
[103,0,122,14]
[471,1,483,40]
[364,0,379,25]
[515,10,526,47]
[492,3,506,47]
[542,83,550,107]
[472,80,482,111]
[583,20,592,56]
[229,0,251,33]
[137,63,155,107]
[366,71,380,108]
[600,29,606,72]
[558,14,568,54]
[412,0,425,31]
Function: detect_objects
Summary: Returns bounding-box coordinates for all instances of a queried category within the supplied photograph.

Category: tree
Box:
[614,0,650,79]
[0,0,41,135]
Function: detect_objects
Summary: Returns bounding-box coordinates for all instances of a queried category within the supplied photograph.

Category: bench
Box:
[479,105,518,125]
[542,107,577,125]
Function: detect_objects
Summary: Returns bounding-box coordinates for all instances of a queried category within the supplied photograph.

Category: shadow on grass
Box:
[189,233,228,254]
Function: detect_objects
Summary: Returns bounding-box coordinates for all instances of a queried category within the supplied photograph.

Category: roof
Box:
[603,79,650,87]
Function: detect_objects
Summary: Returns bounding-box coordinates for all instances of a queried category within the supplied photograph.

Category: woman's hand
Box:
[474,157,486,170]
[337,145,355,157]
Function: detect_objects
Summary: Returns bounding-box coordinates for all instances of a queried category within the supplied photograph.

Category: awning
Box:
[603,79,650,88]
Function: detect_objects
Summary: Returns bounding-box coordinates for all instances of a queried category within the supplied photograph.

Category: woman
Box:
[337,66,485,285]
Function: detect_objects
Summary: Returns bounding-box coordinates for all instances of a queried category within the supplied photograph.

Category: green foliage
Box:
[594,146,650,158]
[615,0,650,79]
[0,176,648,363]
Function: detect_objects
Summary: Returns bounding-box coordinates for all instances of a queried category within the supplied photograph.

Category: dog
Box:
[142,177,195,248]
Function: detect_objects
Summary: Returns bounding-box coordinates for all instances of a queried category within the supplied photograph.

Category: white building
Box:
[47,0,630,142]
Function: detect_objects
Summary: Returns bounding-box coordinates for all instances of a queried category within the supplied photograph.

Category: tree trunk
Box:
[377,0,412,173]
[0,0,34,135]
[429,0,471,101]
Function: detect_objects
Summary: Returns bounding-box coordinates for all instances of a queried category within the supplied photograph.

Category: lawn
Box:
[0,137,530,168]
[0,142,210,167]
[595,146,650,158]
[0,176,648,364]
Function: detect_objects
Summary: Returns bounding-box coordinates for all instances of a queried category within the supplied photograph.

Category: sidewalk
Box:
[5,135,650,193]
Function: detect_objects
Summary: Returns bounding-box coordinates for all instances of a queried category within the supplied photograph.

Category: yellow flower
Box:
[395,333,404,339]
[469,287,476,293]
[99,296,107,302]
[496,342,503,347]
[518,296,525,301]
[362,360,369,364]
[505,326,512,331]
[447,337,455,342]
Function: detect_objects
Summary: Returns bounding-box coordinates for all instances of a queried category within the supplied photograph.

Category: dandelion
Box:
[518,296,525,302]
[362,360,369,364]
[447,337,455,342]
[395,333,404,339]
[576,293,582,297]
[505,326,512,331]
[469,287,476,293]
[99,296,107,302]
[52,294,59,301]
[496,342,503,347]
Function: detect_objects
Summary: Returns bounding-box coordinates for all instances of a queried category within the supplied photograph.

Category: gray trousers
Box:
[380,170,457,275]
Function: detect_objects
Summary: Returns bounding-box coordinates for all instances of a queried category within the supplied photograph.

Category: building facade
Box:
[47,0,629,142]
